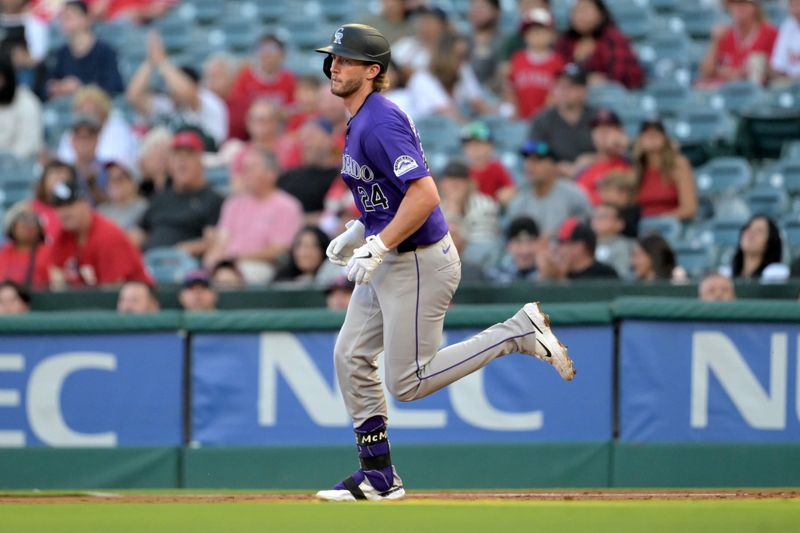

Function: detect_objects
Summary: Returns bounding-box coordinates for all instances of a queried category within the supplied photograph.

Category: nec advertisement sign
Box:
[620,321,800,443]
[191,327,613,445]
[0,334,183,447]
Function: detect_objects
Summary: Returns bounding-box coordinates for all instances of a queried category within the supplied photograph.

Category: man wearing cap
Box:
[98,159,148,230]
[529,62,596,176]
[178,270,218,312]
[70,113,107,205]
[506,7,564,119]
[506,139,591,236]
[277,117,341,221]
[47,178,153,288]
[126,29,228,145]
[575,107,631,205]
[538,218,619,280]
[131,130,223,256]
[437,159,500,269]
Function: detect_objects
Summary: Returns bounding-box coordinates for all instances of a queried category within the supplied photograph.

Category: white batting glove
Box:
[347,235,390,285]
[326,219,365,266]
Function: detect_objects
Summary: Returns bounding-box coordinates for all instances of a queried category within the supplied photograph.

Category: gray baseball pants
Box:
[334,232,532,426]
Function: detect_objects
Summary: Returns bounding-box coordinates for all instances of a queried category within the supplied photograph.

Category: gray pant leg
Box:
[333,281,387,427]
[377,234,525,402]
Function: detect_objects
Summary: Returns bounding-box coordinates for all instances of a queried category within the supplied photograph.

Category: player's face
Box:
[700,276,735,301]
[329,55,371,98]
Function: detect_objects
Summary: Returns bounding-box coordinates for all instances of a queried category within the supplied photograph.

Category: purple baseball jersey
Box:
[341,92,448,246]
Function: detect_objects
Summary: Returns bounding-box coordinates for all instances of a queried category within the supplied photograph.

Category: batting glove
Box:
[326,219,365,266]
[347,235,390,285]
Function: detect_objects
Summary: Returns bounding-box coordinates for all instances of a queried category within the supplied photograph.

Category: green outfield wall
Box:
[0,298,799,490]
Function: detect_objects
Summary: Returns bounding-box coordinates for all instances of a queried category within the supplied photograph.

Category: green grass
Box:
[1,500,799,533]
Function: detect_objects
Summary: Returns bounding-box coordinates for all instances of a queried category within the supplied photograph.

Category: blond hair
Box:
[373,70,390,93]
[72,85,112,122]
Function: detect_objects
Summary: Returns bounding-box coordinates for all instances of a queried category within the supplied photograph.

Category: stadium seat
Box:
[413,116,462,155]
[587,82,629,112]
[639,216,682,245]
[617,106,650,140]
[781,217,800,257]
[670,103,736,145]
[247,1,288,23]
[744,186,789,219]
[318,0,355,23]
[702,216,748,249]
[672,5,724,40]
[762,83,800,113]
[649,0,680,14]
[673,242,713,278]
[492,120,528,153]
[220,18,261,53]
[94,20,134,50]
[783,140,800,159]
[144,247,199,284]
[187,0,225,25]
[641,80,691,116]
[635,31,693,83]
[758,158,800,195]
[735,108,800,160]
[205,166,231,195]
[706,81,764,114]
[610,2,655,41]
[694,157,752,196]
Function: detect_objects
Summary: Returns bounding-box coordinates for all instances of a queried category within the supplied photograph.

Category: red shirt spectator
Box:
[638,166,678,217]
[0,202,50,288]
[461,121,516,205]
[554,0,645,89]
[576,108,632,205]
[48,180,152,287]
[716,23,778,76]
[508,52,564,119]
[470,159,515,200]
[227,35,296,140]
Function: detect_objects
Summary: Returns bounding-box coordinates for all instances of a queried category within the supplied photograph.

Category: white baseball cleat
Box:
[517,302,576,381]
[315,486,406,502]
[316,467,405,502]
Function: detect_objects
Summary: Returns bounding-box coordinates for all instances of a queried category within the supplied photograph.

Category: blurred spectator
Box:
[325,276,355,311]
[126,30,228,146]
[203,147,302,284]
[210,259,244,290]
[631,234,678,281]
[467,0,504,91]
[48,178,153,288]
[437,159,500,268]
[178,269,217,312]
[460,121,515,205]
[227,34,295,141]
[69,113,108,204]
[393,6,451,75]
[770,0,800,82]
[57,85,139,169]
[93,0,176,24]
[47,0,124,98]
[31,160,76,241]
[383,60,413,113]
[538,218,619,280]
[699,271,736,301]
[596,170,640,238]
[97,159,147,230]
[221,98,300,191]
[0,0,48,81]
[136,126,172,198]
[731,214,786,281]
[485,216,542,283]
[277,118,340,222]
[529,63,596,176]
[361,0,412,45]
[131,130,223,254]
[554,0,644,89]
[0,51,41,158]
[576,108,631,205]
[633,118,697,221]
[203,53,238,107]
[116,280,159,313]
[0,279,30,314]
[506,139,591,236]
[285,75,323,133]
[592,202,633,278]
[273,226,340,287]
[406,32,493,121]
[501,0,551,60]
[505,7,564,120]
[699,0,778,86]
[0,201,49,287]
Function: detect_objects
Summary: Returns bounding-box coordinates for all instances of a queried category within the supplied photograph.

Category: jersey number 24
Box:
[357,184,389,212]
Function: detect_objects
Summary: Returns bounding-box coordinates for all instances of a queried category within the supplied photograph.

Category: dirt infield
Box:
[2,490,799,504]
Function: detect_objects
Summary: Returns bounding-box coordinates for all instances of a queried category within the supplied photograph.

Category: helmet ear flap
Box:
[323,55,333,79]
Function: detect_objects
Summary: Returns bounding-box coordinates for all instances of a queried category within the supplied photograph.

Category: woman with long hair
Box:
[731,215,784,279]
[631,233,677,281]
[273,226,340,287]
[554,0,644,89]
[633,118,697,221]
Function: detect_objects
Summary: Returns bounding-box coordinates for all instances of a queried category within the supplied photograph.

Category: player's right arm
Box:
[378,176,439,250]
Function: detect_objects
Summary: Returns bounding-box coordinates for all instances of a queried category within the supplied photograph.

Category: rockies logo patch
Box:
[393,155,418,177]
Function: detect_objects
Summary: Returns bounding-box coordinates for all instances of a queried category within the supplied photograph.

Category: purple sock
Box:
[334,416,396,492]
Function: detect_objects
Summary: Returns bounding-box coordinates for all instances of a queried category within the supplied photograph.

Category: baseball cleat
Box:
[518,302,576,381]
[316,467,405,502]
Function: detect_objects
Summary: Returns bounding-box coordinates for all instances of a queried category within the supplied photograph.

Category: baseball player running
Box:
[314,24,575,502]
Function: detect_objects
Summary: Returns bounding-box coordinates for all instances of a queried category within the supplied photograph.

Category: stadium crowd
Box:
[0,0,799,314]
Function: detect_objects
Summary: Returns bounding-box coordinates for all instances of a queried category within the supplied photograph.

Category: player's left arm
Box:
[379,176,440,249]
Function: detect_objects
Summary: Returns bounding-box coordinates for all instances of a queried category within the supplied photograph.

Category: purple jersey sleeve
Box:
[362,117,430,187]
